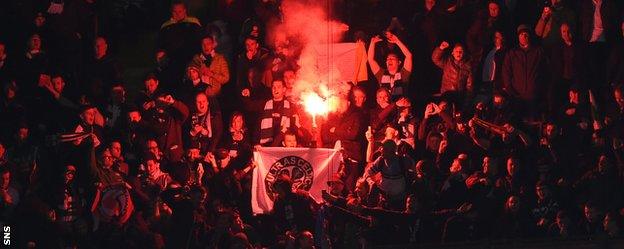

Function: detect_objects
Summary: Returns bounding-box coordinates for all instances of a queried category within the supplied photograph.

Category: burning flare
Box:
[302,91,329,117]
[302,90,328,129]
[269,0,350,129]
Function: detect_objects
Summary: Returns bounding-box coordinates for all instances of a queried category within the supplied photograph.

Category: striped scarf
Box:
[259,100,291,144]
[381,71,406,100]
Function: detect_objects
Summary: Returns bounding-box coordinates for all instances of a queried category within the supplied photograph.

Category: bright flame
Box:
[302,91,329,117]
[267,0,352,129]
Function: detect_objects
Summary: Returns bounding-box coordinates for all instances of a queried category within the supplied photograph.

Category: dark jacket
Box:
[573,168,622,210]
[432,47,473,94]
[235,48,269,90]
[607,42,624,86]
[272,191,316,233]
[497,208,536,239]
[19,51,49,97]
[370,103,398,141]
[321,107,363,161]
[221,128,253,167]
[125,119,158,156]
[186,108,223,154]
[175,79,209,109]
[220,127,251,153]
[157,19,201,67]
[550,42,586,86]
[82,54,123,104]
[502,45,548,101]
[148,101,189,162]
[135,88,165,112]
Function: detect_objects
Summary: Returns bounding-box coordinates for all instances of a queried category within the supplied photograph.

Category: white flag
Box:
[251,146,342,214]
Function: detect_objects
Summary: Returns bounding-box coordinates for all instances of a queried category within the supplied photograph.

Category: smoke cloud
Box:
[268,0,350,114]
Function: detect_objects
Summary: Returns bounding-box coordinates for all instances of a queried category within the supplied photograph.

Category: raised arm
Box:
[388,33,412,72]
[157,94,188,122]
[365,126,375,163]
[367,36,383,75]
[418,104,436,141]
[534,7,551,38]
[432,41,450,69]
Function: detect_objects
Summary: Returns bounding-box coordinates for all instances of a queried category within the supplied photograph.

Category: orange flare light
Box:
[302,92,329,117]
[301,91,331,128]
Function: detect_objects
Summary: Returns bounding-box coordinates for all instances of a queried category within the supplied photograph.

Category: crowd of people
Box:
[1,0,624,248]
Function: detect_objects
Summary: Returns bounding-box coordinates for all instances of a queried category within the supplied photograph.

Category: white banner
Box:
[251,146,342,214]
